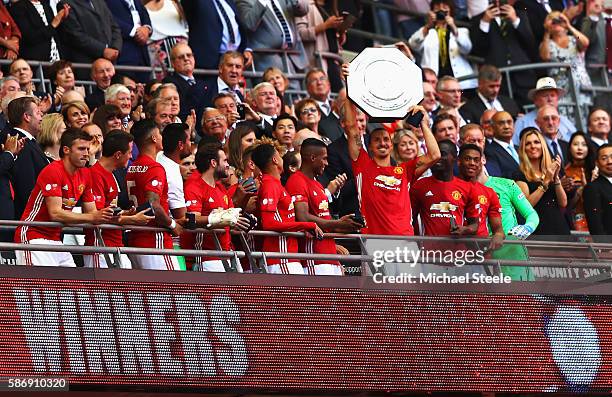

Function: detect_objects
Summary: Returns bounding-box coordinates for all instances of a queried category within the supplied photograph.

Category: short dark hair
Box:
[432,113,457,134]
[60,127,92,157]
[49,60,72,83]
[162,123,188,154]
[131,119,158,150]
[478,64,501,81]
[438,139,457,158]
[430,0,454,15]
[301,137,327,152]
[195,142,223,173]
[251,143,276,171]
[459,143,482,157]
[7,96,37,126]
[597,142,612,157]
[92,104,122,136]
[102,130,134,157]
[272,113,297,131]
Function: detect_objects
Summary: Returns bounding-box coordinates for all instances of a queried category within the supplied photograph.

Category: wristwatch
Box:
[537,182,548,192]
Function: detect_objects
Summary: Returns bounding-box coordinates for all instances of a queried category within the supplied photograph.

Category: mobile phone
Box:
[405,111,424,128]
[450,217,458,232]
[136,201,154,216]
[186,212,196,229]
[338,12,357,32]
[240,177,258,193]
[351,215,366,227]
[237,103,246,120]
[112,207,123,217]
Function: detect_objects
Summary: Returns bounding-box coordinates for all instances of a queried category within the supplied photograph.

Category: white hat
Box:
[527,77,566,101]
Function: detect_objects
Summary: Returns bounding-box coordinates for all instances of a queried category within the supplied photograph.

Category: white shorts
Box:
[16,239,75,267]
[83,253,132,269]
[305,263,343,276]
[266,261,304,275]
[130,254,180,271]
[194,260,226,272]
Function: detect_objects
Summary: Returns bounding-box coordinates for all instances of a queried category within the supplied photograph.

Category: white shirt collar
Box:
[478,92,501,110]
[14,127,35,141]
[591,136,608,146]
[493,137,512,149]
[217,76,238,92]
[605,175,612,185]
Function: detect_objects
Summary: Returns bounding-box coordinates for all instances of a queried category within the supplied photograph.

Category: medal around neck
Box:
[347,47,423,122]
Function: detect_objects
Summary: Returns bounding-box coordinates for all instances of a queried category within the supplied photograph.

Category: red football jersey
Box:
[410,176,480,236]
[285,171,339,268]
[470,181,502,237]
[352,148,417,235]
[182,177,232,263]
[16,160,93,243]
[84,162,123,247]
[126,154,172,249]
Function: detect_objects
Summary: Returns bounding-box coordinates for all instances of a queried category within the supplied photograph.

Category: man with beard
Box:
[15,128,113,266]
[182,141,250,272]
[252,141,323,274]
[347,103,440,235]
[456,144,505,250]
[285,138,362,275]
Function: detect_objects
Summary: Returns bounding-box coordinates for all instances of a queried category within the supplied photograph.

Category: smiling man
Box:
[15,128,114,266]
[204,51,245,107]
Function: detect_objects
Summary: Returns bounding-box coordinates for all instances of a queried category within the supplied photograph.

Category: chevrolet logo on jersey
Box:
[318,200,329,211]
[430,202,457,213]
[62,197,77,208]
[374,175,401,187]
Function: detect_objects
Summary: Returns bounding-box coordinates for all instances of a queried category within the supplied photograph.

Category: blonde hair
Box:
[38,113,66,149]
[61,100,90,124]
[392,129,420,163]
[544,11,565,30]
[518,128,552,182]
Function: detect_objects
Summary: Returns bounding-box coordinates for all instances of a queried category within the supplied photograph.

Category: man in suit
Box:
[250,82,280,138]
[105,0,152,82]
[535,105,569,165]
[9,59,43,96]
[514,0,565,43]
[460,65,521,124]
[202,51,245,108]
[469,2,538,106]
[58,0,122,66]
[236,0,309,76]
[0,135,24,243]
[583,143,612,238]
[484,111,520,178]
[586,108,611,147]
[162,43,207,126]
[305,68,343,142]
[6,96,51,220]
[436,76,467,127]
[0,77,21,131]
[320,106,368,218]
[182,0,252,70]
[85,58,116,111]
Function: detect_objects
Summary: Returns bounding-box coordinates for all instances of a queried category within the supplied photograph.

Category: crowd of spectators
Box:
[0,0,610,275]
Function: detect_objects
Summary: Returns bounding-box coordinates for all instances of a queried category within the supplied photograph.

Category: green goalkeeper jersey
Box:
[485,176,540,281]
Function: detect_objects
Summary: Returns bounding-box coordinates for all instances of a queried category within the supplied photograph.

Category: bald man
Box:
[484,111,521,178]
[535,105,569,165]
[480,108,497,143]
[86,58,116,110]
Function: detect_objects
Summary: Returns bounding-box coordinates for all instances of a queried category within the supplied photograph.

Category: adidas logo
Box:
[425,191,433,197]
[62,185,69,191]
[109,187,114,193]
[209,197,215,203]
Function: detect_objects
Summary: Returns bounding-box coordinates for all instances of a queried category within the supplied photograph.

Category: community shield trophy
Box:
[346,47,423,123]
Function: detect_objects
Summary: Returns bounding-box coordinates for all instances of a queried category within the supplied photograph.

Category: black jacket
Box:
[162,73,207,127]
[583,176,612,236]
[9,0,63,61]
[459,95,521,124]
[484,139,520,179]
[320,135,359,217]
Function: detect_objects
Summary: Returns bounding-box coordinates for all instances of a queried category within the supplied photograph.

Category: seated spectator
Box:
[14,128,112,267]
[408,0,476,89]
[236,0,308,75]
[480,108,496,144]
[484,111,520,178]
[0,134,24,244]
[82,123,103,165]
[7,96,51,220]
[514,77,576,146]
[422,67,438,88]
[146,97,174,131]
[62,101,90,129]
[263,67,292,114]
[144,0,188,79]
[92,104,123,136]
[421,81,438,125]
[515,128,570,236]
[201,108,229,144]
[392,129,420,163]
[348,103,440,235]
[9,0,67,62]
[459,65,520,124]
[9,59,42,95]
[540,11,592,127]
[203,51,246,108]
[561,131,596,231]
[112,74,142,112]
[213,92,240,127]
[183,0,251,71]
[583,143,612,237]
[295,1,344,91]
[0,3,20,60]
[250,82,281,138]
[85,58,116,111]
[286,138,361,275]
[105,0,152,82]
[432,112,458,143]
[227,122,256,175]
[105,84,132,128]
[155,83,181,119]
[272,113,298,152]
[251,141,321,274]
[586,108,611,147]
[305,68,342,142]
[162,43,206,124]
[294,98,329,143]
[469,1,538,106]
[57,0,121,65]
[535,105,569,165]
[0,76,21,130]
[38,113,66,161]
[49,60,85,110]
[436,76,467,127]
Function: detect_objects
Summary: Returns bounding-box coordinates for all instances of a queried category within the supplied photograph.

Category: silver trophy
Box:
[347,47,423,122]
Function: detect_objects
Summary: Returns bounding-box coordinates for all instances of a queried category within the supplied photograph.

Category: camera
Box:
[237,103,246,120]
[435,10,447,20]
[551,17,563,25]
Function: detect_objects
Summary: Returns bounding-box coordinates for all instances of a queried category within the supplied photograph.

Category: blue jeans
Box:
[374,0,397,37]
